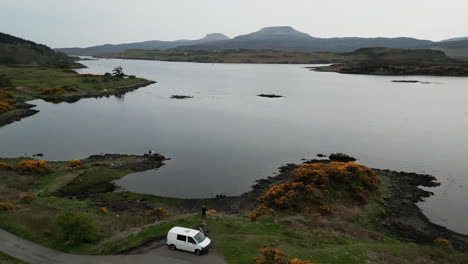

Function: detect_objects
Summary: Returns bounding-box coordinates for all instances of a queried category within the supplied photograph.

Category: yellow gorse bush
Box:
[255,247,320,264]
[145,208,169,220]
[0,162,13,170]
[0,202,15,211]
[16,160,51,175]
[433,238,452,247]
[0,91,15,113]
[67,160,83,171]
[19,194,34,203]
[250,162,379,220]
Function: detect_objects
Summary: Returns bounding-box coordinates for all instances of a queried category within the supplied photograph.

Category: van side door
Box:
[176,234,188,251]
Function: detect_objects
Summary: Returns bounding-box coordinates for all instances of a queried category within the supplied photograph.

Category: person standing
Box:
[201,205,207,220]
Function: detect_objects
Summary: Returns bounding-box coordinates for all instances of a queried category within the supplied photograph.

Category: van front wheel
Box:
[195,249,202,256]
[169,244,176,250]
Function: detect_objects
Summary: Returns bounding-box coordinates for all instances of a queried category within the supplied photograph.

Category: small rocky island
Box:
[258,93,284,98]
[170,95,194,99]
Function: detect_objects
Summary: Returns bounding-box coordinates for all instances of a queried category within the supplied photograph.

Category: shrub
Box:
[112,66,125,78]
[0,162,13,170]
[39,88,64,96]
[433,238,452,248]
[328,153,356,162]
[19,194,34,203]
[16,160,51,175]
[255,248,320,264]
[55,212,98,243]
[75,73,100,77]
[100,207,109,214]
[288,259,320,264]
[255,247,288,264]
[0,202,15,211]
[249,204,274,222]
[69,160,82,169]
[145,208,169,220]
[251,162,379,219]
[0,91,15,113]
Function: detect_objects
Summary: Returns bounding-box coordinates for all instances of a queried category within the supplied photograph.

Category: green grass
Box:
[0,66,146,95]
[59,167,128,195]
[0,251,28,264]
[99,214,201,254]
[206,215,468,264]
[96,192,184,207]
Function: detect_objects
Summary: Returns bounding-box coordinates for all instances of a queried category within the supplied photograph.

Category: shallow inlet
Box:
[0,59,467,234]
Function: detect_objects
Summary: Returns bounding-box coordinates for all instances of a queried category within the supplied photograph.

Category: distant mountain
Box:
[434,39,468,48]
[57,33,230,56]
[0,32,74,66]
[439,37,468,43]
[176,26,435,52]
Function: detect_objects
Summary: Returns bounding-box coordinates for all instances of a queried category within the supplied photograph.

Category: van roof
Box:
[168,226,200,237]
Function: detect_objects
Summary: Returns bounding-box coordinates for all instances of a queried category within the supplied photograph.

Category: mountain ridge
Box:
[56,26,468,56]
[56,33,230,56]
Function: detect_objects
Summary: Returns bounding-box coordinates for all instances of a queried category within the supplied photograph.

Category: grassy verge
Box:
[0,251,28,264]
[206,214,467,264]
[99,214,201,254]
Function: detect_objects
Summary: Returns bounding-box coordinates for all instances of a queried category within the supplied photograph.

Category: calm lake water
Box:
[0,59,467,234]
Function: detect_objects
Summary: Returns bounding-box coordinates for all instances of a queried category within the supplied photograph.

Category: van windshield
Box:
[194,231,206,243]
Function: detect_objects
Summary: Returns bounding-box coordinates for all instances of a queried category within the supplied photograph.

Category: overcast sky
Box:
[1,0,467,48]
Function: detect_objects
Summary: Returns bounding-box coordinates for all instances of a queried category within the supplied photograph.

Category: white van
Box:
[167,226,212,255]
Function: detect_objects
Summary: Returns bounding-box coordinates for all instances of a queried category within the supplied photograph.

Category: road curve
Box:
[0,229,227,264]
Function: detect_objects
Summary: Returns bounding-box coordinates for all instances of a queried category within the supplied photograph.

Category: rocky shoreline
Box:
[314,62,468,77]
[245,159,468,252]
[0,102,38,128]
[38,80,156,103]
[0,80,156,128]
[378,169,468,251]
